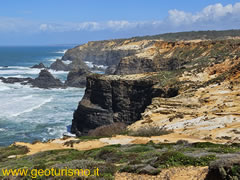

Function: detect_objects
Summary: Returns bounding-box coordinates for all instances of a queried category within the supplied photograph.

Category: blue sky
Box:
[0,0,240,45]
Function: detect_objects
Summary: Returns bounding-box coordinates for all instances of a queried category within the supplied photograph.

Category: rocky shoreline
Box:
[2,30,240,179]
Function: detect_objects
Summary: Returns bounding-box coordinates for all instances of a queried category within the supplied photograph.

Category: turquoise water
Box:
[0,46,85,146]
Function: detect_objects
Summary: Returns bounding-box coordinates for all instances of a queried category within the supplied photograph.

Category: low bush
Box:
[128,125,173,137]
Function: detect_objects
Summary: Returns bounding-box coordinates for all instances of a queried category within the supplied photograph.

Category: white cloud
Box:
[167,2,240,26]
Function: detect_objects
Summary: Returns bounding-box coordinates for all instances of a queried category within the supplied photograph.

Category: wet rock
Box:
[64,67,91,88]
[105,65,117,75]
[0,77,32,84]
[30,69,63,89]
[31,63,46,69]
[49,59,71,71]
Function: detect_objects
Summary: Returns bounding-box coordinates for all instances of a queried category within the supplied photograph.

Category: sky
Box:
[0,0,240,45]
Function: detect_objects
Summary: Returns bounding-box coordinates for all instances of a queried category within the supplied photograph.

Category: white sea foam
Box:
[0,81,10,91]
[55,49,67,54]
[47,56,62,62]
[0,66,68,80]
[85,61,107,69]
[85,61,94,68]
[0,67,41,75]
[2,75,25,78]
[0,128,6,132]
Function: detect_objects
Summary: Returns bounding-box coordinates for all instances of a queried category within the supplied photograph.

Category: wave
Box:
[0,66,68,77]
[10,97,53,117]
[45,56,62,62]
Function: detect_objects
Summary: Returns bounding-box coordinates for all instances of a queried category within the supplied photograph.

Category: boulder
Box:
[206,155,240,180]
[31,63,46,69]
[137,165,160,175]
[30,69,63,89]
[65,67,91,88]
[49,59,71,71]
[105,65,117,75]
[0,77,32,84]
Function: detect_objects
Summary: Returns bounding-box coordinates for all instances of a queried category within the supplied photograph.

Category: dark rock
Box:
[206,155,240,180]
[49,59,71,71]
[105,65,117,75]
[0,77,32,84]
[71,73,172,135]
[31,63,46,69]
[65,67,91,88]
[30,69,63,89]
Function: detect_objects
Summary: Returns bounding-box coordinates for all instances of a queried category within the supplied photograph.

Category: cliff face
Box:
[71,73,177,135]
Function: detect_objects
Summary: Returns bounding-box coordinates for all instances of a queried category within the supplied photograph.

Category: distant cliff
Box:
[62,30,240,77]
[62,40,136,66]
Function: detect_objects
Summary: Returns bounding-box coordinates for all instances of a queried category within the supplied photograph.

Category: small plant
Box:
[128,125,173,137]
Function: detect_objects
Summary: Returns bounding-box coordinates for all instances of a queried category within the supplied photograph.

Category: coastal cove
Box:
[0,46,84,146]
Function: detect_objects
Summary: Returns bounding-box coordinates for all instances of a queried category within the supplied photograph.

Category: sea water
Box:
[0,46,85,146]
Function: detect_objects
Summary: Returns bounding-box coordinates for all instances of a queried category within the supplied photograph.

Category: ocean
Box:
[0,46,85,146]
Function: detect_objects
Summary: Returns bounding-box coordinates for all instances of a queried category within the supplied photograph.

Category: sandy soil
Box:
[15,133,210,156]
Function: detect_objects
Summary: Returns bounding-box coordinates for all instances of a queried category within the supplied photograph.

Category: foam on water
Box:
[0,81,10,91]
[85,61,108,69]
[55,49,68,54]
[11,97,53,117]
[47,56,62,62]
[0,128,6,132]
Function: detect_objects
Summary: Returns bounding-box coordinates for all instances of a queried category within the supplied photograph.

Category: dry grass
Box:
[128,125,173,137]
[88,122,127,137]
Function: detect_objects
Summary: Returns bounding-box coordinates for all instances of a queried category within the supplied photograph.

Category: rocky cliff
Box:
[71,38,240,141]
[71,73,178,135]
